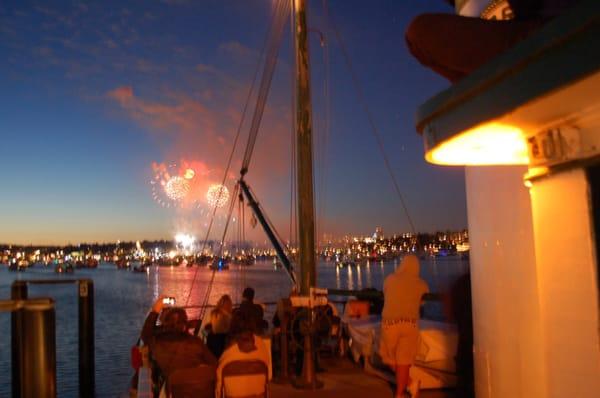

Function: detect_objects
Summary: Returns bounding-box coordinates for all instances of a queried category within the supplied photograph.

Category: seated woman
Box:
[216,311,271,397]
[141,295,217,397]
[206,294,233,358]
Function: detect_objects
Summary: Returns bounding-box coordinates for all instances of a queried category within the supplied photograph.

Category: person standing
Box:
[236,287,267,334]
[380,255,429,398]
[206,294,234,358]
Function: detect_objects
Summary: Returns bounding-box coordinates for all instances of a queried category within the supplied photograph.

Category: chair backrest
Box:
[221,359,268,398]
[168,364,215,398]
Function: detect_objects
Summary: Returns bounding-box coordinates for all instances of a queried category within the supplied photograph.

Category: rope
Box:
[183,0,281,308]
[318,0,332,247]
[240,0,291,175]
[191,0,290,322]
[289,1,297,250]
[194,182,240,336]
[325,4,417,235]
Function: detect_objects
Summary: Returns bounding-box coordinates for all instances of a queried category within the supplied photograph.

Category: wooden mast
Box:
[294,0,316,296]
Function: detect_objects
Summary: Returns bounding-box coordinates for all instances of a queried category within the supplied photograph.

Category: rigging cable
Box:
[184,0,285,308]
[319,0,332,248]
[194,182,240,335]
[289,1,298,250]
[325,4,417,235]
[240,0,291,175]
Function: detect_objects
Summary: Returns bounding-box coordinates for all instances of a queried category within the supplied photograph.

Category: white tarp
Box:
[343,315,458,389]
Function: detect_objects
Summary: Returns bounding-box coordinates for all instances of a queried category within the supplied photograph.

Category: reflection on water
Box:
[347,265,354,290]
[0,256,467,397]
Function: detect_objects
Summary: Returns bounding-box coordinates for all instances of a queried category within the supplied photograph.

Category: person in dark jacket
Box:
[406,0,582,82]
[234,287,267,334]
[141,296,217,396]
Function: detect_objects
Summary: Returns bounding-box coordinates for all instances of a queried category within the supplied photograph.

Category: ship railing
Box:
[11,279,95,398]
[0,297,56,398]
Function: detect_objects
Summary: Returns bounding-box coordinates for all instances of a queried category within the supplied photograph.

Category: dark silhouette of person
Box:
[141,296,217,397]
[235,287,267,334]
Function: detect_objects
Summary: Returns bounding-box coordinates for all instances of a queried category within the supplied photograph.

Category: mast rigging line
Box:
[193,181,241,336]
[240,0,291,176]
[324,4,417,235]
[183,0,286,309]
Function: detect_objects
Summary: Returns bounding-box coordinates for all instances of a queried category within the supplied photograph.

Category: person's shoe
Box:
[407,379,420,398]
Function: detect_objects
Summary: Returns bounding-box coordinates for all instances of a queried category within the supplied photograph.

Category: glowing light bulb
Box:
[426,123,529,166]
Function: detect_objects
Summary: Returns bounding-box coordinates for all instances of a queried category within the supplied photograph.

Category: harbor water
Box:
[0,257,468,397]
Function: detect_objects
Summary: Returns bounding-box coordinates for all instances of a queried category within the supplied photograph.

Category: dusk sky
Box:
[0,0,466,245]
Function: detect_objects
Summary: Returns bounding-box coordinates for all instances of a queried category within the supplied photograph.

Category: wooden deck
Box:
[271,357,455,398]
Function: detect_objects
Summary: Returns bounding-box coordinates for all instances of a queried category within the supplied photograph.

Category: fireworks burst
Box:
[164,176,190,201]
[206,184,230,208]
[151,163,195,208]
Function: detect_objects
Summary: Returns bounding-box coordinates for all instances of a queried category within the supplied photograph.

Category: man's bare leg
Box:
[395,364,411,398]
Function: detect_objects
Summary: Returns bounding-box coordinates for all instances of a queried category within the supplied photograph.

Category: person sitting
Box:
[206,294,233,358]
[216,311,272,397]
[141,295,217,397]
[235,287,267,334]
[406,0,582,82]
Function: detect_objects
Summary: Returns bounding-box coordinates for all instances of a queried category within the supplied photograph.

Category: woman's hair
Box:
[162,307,188,332]
[217,294,232,309]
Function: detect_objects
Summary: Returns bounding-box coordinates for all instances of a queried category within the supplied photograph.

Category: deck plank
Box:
[270,357,454,398]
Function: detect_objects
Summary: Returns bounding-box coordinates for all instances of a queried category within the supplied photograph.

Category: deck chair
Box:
[167,364,216,398]
[220,359,269,398]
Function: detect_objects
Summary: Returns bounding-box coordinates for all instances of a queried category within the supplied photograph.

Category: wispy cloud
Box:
[219,40,258,60]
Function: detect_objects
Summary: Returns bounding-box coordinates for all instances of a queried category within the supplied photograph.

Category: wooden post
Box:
[294,0,316,296]
[293,2,322,388]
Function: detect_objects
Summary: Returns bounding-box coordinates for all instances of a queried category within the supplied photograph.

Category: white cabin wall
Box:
[528,168,600,398]
[465,166,546,398]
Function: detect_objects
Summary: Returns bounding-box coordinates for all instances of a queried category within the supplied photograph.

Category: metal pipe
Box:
[20,299,57,398]
[78,280,95,397]
[2,298,57,398]
[11,281,28,398]
[11,279,96,397]
[239,179,296,285]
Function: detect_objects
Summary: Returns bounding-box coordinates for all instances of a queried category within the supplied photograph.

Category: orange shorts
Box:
[379,321,419,366]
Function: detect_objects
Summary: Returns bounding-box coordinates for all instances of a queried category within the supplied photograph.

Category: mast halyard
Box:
[293,0,317,296]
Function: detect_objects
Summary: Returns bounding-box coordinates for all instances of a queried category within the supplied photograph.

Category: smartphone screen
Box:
[162,297,176,306]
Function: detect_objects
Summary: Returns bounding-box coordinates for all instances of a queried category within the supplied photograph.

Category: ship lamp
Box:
[425,122,529,166]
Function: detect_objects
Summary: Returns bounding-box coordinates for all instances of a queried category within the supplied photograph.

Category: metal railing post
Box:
[78,279,95,397]
[10,279,96,397]
[11,281,28,398]
[2,298,57,398]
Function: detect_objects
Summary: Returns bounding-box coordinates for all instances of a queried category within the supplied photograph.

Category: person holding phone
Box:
[141,295,217,397]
